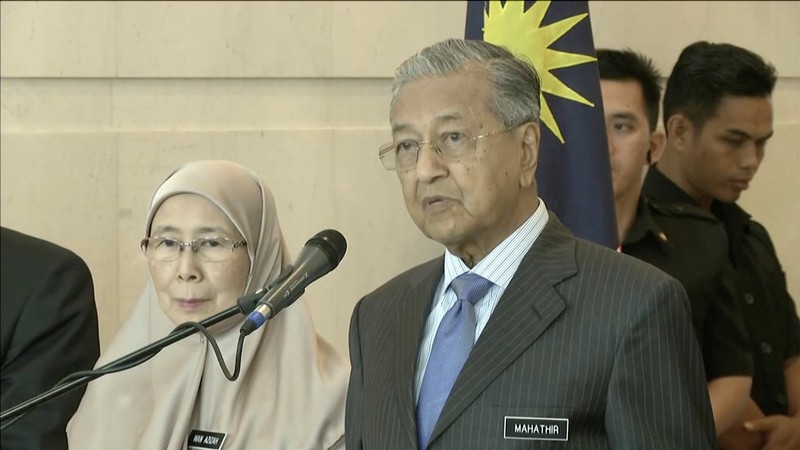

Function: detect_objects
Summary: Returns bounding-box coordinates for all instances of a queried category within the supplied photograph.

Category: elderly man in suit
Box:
[345,38,716,449]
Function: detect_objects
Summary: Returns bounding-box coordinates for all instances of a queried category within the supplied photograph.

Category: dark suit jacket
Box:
[0,227,100,450]
[346,215,716,449]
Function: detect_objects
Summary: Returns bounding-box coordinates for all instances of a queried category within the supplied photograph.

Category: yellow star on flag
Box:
[484,0,596,143]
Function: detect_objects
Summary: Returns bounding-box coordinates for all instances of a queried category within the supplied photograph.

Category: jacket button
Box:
[776,394,787,406]
[760,342,772,354]
[744,293,755,305]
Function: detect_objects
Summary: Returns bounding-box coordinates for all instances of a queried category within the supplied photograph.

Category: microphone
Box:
[239,229,347,336]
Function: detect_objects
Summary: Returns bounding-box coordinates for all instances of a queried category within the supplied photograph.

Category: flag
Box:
[466,0,618,248]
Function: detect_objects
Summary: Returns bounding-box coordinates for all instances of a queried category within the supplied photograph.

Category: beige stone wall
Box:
[1,1,798,357]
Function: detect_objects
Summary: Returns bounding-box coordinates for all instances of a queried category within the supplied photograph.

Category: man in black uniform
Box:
[597,48,754,436]
[653,41,800,450]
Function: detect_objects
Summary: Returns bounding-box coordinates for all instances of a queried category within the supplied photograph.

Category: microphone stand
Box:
[0,292,265,425]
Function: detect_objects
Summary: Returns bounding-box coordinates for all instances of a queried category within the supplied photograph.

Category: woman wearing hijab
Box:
[68,160,348,449]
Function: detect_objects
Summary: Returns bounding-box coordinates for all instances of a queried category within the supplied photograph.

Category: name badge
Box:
[187,429,227,450]
[504,416,569,441]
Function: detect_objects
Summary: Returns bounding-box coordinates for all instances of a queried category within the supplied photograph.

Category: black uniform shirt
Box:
[624,174,752,381]
[643,167,800,415]
[712,201,800,416]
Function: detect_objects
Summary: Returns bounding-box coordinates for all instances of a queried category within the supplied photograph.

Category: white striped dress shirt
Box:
[414,199,549,402]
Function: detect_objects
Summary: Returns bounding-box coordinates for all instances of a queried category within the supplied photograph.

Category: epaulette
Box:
[644,198,718,223]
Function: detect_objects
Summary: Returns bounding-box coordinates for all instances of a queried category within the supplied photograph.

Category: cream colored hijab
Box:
[68,160,348,450]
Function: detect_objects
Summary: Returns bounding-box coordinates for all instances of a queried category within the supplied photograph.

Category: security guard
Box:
[654,41,800,449]
[598,47,754,437]
[627,170,753,384]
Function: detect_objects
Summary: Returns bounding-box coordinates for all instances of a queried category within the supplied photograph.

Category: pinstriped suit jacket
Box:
[346,215,716,449]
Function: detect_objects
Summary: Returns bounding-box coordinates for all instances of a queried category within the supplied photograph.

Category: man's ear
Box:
[519,122,540,188]
[648,130,666,165]
[665,113,694,153]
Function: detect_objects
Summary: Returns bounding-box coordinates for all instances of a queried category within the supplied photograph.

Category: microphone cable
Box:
[0,321,248,431]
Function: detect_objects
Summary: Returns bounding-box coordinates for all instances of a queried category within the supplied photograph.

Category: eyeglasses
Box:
[378,127,517,172]
[140,237,247,262]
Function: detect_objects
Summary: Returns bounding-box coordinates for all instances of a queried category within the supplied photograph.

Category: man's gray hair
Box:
[391,38,541,128]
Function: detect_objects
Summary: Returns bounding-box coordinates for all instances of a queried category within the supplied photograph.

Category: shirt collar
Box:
[442,198,549,291]
[711,200,751,243]
[642,166,702,207]
[644,165,752,242]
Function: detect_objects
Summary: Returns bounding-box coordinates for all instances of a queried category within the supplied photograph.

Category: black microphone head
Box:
[306,229,347,270]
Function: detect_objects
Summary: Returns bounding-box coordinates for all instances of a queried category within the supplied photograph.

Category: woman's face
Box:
[146,194,251,325]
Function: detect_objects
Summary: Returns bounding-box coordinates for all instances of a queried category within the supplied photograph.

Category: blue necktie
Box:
[417,272,493,449]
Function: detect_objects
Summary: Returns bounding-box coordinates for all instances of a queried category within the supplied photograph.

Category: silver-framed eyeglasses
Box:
[378,127,517,171]
[140,236,247,262]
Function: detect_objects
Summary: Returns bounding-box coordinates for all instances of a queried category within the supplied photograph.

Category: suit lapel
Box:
[430,216,578,443]
[393,257,443,449]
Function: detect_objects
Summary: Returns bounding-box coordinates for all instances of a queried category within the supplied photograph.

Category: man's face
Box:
[676,95,773,206]
[389,67,539,260]
[600,79,654,204]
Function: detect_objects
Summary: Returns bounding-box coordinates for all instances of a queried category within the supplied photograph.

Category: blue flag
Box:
[466,0,618,248]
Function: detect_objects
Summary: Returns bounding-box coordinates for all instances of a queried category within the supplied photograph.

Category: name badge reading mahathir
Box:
[504,416,569,441]
[187,429,227,450]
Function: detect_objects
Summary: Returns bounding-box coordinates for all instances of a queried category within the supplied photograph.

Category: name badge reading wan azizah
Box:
[187,429,227,450]
[504,416,569,441]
